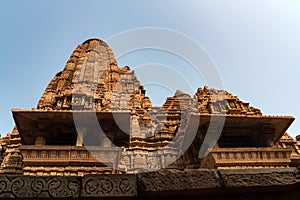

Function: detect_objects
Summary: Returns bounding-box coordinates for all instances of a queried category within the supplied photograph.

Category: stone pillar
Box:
[35,136,46,146]
[259,124,276,147]
[76,127,87,146]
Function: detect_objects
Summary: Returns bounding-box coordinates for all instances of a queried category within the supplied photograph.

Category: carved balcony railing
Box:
[19,145,121,176]
[200,147,293,169]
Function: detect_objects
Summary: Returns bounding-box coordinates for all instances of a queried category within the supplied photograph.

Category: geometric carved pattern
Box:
[0,176,80,198]
[81,174,136,197]
[0,175,136,198]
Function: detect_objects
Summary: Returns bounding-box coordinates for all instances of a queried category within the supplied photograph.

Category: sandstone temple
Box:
[0,39,299,199]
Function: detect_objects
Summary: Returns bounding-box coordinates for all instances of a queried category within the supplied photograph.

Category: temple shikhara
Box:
[0,39,299,199]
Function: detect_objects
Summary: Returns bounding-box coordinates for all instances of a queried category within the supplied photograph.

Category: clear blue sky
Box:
[1,0,300,137]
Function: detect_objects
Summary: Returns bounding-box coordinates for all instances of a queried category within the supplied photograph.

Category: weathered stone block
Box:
[220,168,299,188]
[137,169,221,192]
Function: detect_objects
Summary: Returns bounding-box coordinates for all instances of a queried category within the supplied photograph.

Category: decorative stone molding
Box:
[20,145,120,164]
[19,145,121,176]
[200,147,293,169]
[0,176,80,198]
[81,174,137,197]
[0,169,299,199]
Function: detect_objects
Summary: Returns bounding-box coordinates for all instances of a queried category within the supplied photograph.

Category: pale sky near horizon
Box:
[1,0,300,137]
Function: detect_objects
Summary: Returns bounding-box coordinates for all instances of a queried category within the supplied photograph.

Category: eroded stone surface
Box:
[137,169,221,192]
[220,168,299,188]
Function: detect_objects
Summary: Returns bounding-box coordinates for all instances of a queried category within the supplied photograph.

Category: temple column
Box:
[76,127,87,146]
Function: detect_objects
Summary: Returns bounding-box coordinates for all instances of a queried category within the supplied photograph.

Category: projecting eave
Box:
[198,114,295,143]
[12,109,131,145]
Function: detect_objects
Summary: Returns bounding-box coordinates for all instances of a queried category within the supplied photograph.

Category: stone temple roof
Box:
[25,38,292,148]
[37,39,262,117]
[194,86,262,116]
[37,38,135,111]
[30,38,270,152]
